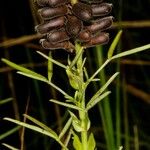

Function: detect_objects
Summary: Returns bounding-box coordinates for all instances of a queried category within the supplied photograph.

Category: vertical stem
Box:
[75,43,88,150]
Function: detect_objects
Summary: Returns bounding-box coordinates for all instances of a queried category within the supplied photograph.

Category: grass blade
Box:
[2,143,19,150]
[0,97,13,105]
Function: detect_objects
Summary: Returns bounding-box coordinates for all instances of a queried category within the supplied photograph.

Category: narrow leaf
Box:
[1,58,47,81]
[37,51,67,69]
[73,132,82,150]
[111,44,150,60]
[4,117,57,139]
[23,114,57,137]
[2,143,19,150]
[0,126,20,140]
[48,51,53,81]
[0,97,13,105]
[59,117,72,139]
[90,72,119,101]
[17,71,47,82]
[88,133,96,150]
[108,30,123,58]
[50,99,84,111]
[86,91,111,111]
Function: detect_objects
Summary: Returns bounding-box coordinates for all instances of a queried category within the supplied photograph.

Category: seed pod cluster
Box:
[35,0,113,52]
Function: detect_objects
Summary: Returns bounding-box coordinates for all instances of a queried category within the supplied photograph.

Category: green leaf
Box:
[0,126,20,140]
[2,143,19,150]
[111,44,150,60]
[48,51,53,81]
[69,43,84,69]
[1,58,47,82]
[73,132,82,150]
[59,117,72,139]
[0,97,13,105]
[90,72,119,102]
[69,111,84,132]
[87,133,96,150]
[50,99,84,111]
[37,51,67,69]
[108,30,123,59]
[17,71,47,82]
[86,91,111,111]
[4,117,57,139]
[23,114,57,137]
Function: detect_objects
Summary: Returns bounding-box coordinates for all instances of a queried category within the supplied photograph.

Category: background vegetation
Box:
[0,0,150,149]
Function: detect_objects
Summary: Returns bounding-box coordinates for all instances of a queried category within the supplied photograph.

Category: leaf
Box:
[111,44,150,60]
[1,58,47,82]
[90,72,119,101]
[37,51,67,69]
[59,117,72,139]
[0,126,20,140]
[50,99,84,111]
[23,114,57,137]
[108,30,123,59]
[4,117,57,139]
[0,97,13,105]
[48,51,53,81]
[17,71,47,82]
[87,133,96,150]
[2,143,19,150]
[86,91,111,111]
[69,111,84,132]
[73,132,82,150]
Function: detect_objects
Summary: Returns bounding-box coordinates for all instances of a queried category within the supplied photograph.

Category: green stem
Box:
[75,43,88,150]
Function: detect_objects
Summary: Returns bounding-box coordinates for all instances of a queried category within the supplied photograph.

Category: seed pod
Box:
[77,29,91,42]
[35,16,66,34]
[92,3,113,17]
[80,0,103,4]
[87,16,113,33]
[40,39,75,52]
[72,2,92,21]
[38,6,68,20]
[83,32,109,48]
[66,15,83,38]
[47,28,70,43]
[37,0,69,7]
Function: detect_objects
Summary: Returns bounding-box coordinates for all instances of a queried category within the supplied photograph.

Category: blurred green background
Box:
[0,0,150,149]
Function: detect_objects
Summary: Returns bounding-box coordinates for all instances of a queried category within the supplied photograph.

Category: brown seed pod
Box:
[72,2,92,21]
[66,15,83,38]
[92,3,113,17]
[35,16,66,34]
[47,28,70,43]
[77,29,91,42]
[40,39,75,52]
[83,32,109,48]
[38,5,68,20]
[87,16,113,33]
[37,0,69,7]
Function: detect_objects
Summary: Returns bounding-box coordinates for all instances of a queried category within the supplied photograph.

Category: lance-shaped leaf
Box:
[48,51,53,81]
[23,114,57,137]
[107,30,123,59]
[90,72,119,101]
[1,58,47,82]
[59,117,72,139]
[86,91,111,111]
[37,51,67,69]
[2,143,19,150]
[50,99,84,111]
[4,117,68,149]
[0,97,13,105]
[87,133,96,150]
